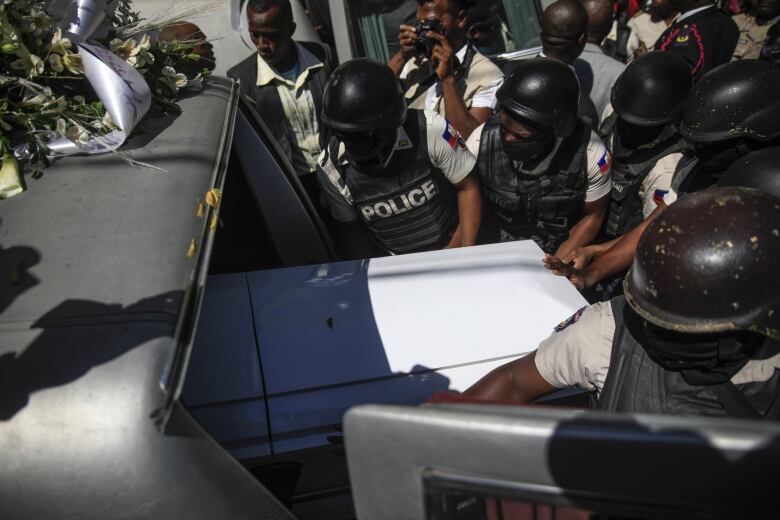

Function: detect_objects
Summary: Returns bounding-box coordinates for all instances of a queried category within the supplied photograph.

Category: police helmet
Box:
[611,51,692,126]
[624,187,780,341]
[321,58,407,132]
[497,58,580,138]
[718,146,780,199]
[680,60,780,143]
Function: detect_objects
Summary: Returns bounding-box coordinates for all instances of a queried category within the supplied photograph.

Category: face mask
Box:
[339,128,398,174]
[615,118,664,151]
[500,126,554,163]
[641,321,755,386]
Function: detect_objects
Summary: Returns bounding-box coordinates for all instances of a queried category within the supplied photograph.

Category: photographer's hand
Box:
[426,31,454,80]
[388,24,417,75]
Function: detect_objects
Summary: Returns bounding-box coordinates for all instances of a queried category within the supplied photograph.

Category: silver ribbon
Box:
[20,0,151,157]
[230,0,257,50]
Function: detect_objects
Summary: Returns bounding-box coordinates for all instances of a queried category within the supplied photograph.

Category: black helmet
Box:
[321,58,407,132]
[624,187,780,341]
[718,146,780,199]
[497,58,579,138]
[680,60,780,143]
[611,51,692,126]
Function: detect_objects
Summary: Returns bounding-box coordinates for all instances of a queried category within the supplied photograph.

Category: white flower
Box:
[95,111,117,132]
[46,28,71,55]
[0,153,23,199]
[41,96,67,116]
[56,118,67,135]
[48,53,63,72]
[11,46,44,78]
[61,50,83,74]
[20,87,53,106]
[28,9,51,37]
[65,124,90,144]
[110,35,154,69]
[161,65,187,94]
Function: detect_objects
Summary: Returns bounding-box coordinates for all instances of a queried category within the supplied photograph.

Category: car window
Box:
[345,0,542,62]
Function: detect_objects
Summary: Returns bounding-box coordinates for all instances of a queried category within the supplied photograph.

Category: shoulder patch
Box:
[652,188,669,206]
[442,120,466,150]
[554,306,587,333]
[598,149,612,174]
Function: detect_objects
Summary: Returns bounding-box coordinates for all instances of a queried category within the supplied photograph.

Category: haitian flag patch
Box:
[442,121,465,150]
[653,188,669,206]
[554,306,587,333]
[597,150,611,174]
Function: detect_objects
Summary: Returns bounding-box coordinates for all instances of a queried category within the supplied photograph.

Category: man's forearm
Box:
[555,213,603,260]
[580,203,666,288]
[455,175,481,246]
[441,76,481,138]
[388,51,408,76]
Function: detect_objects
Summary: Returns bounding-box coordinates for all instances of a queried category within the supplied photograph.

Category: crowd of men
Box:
[220,0,780,420]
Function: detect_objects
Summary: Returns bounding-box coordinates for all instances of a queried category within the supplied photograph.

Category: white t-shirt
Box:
[465,123,613,202]
[400,45,503,112]
[317,110,477,222]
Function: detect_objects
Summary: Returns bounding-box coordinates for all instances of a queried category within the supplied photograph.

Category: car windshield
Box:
[346,0,543,63]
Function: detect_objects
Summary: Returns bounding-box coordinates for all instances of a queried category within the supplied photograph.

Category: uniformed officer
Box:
[599,51,692,238]
[625,0,678,62]
[317,59,482,259]
[545,59,780,291]
[465,58,612,258]
[719,145,780,197]
[654,0,739,81]
[732,0,780,60]
[467,187,780,419]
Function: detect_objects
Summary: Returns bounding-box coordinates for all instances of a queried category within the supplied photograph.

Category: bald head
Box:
[581,0,614,44]
[541,0,588,64]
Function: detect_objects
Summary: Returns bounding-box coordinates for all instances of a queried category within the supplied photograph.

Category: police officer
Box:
[654,0,739,81]
[599,51,692,238]
[317,59,482,259]
[545,59,780,291]
[732,0,780,60]
[465,58,612,258]
[719,146,780,197]
[669,59,780,197]
[467,187,780,419]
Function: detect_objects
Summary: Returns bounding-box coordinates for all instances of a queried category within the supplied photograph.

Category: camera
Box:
[413,19,446,60]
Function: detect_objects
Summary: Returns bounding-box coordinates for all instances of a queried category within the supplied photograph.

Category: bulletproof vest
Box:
[476,116,589,253]
[595,296,780,420]
[324,111,458,255]
[600,113,690,236]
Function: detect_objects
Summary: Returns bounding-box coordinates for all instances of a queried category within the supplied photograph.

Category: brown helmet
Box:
[624,187,780,341]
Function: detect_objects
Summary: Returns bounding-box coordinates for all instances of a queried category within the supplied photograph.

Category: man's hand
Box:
[425,31,455,80]
[542,255,587,290]
[398,24,417,61]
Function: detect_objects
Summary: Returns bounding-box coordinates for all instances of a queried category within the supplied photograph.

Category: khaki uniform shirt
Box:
[626,12,669,62]
[732,13,774,60]
[534,301,780,396]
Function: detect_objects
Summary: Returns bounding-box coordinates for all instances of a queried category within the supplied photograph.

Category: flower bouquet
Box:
[0,0,220,199]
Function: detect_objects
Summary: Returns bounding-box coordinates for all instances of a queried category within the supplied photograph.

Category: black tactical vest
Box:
[476,116,590,253]
[600,113,690,237]
[326,111,458,255]
[595,296,780,419]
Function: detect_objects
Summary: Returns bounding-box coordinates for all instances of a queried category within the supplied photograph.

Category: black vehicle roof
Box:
[0,78,292,519]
